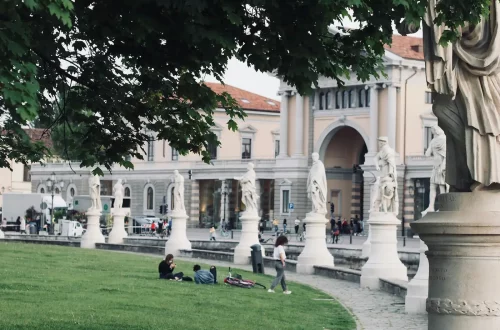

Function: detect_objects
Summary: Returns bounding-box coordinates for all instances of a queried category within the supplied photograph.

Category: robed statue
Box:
[307,152,327,214]
[113,179,125,210]
[234,163,259,215]
[88,172,102,211]
[374,137,399,215]
[399,0,500,191]
[171,170,186,214]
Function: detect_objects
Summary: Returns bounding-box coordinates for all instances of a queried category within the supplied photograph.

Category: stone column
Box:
[387,86,397,148]
[296,212,334,274]
[360,212,408,289]
[294,95,304,156]
[412,190,500,330]
[81,209,105,249]
[368,85,379,154]
[164,211,191,257]
[108,209,128,244]
[279,92,289,158]
[350,172,362,218]
[189,180,200,227]
[405,239,429,314]
[234,212,261,264]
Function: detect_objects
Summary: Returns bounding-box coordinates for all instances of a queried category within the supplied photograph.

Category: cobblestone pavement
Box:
[178,257,428,330]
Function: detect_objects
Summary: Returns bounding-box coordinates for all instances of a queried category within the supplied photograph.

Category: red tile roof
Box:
[24,128,53,150]
[384,35,424,61]
[205,82,280,113]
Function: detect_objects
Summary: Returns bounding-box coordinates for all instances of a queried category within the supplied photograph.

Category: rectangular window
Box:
[208,141,217,160]
[147,136,154,161]
[424,126,434,153]
[365,89,370,107]
[242,138,252,159]
[282,190,290,213]
[172,148,179,161]
[23,165,31,182]
[335,91,341,109]
[425,91,433,104]
[274,140,280,158]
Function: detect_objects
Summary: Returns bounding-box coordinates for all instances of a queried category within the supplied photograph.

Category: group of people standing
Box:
[330,215,362,236]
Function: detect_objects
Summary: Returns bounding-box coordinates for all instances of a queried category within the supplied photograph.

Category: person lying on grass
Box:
[159,254,184,281]
[193,264,217,285]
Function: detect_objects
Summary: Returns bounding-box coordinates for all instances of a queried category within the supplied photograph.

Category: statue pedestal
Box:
[360,212,407,289]
[164,211,191,257]
[108,209,128,244]
[234,212,261,265]
[361,223,372,258]
[412,190,500,330]
[405,238,429,314]
[296,212,334,274]
[0,229,4,239]
[81,209,105,249]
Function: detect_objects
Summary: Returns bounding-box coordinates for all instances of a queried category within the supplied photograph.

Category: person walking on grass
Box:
[268,235,292,294]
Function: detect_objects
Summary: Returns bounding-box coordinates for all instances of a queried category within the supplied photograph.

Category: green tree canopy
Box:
[0,0,489,174]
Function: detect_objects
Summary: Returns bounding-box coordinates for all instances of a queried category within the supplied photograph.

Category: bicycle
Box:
[219,228,230,238]
[296,231,306,242]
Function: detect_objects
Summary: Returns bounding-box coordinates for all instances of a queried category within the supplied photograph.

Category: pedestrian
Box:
[158,219,163,234]
[151,221,156,234]
[283,218,287,233]
[209,225,216,241]
[294,217,300,234]
[168,218,172,236]
[20,217,26,234]
[1,217,7,232]
[302,222,306,232]
[259,218,265,234]
[268,235,291,294]
[333,225,340,244]
[272,218,279,233]
[16,216,21,232]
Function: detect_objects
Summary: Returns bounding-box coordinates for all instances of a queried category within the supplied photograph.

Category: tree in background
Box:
[0,0,488,174]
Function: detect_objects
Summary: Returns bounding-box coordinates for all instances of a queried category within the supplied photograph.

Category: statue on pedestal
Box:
[307,152,327,215]
[398,0,500,191]
[423,126,448,215]
[234,163,258,215]
[374,137,399,215]
[171,170,185,214]
[88,172,102,211]
[113,179,125,210]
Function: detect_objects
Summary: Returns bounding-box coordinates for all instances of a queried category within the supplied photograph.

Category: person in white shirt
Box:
[294,218,300,234]
[268,236,291,294]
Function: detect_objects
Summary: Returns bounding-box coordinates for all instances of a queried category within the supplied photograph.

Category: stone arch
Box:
[315,118,369,163]
[37,183,48,194]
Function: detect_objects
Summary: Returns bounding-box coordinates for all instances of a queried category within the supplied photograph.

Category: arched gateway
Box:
[315,120,368,222]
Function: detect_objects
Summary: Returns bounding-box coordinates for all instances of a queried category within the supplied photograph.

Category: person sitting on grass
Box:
[158,254,184,281]
[193,264,215,284]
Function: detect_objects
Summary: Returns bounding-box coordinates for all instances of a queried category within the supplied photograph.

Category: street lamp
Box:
[46,172,64,234]
[221,180,232,229]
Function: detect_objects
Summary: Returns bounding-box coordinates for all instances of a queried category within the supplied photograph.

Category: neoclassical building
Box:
[30,35,436,230]
[275,35,435,232]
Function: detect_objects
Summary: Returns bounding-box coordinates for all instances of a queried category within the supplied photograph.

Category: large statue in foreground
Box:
[171,170,186,214]
[88,172,102,211]
[399,0,500,191]
[113,179,125,210]
[307,152,327,214]
[374,137,399,215]
[235,163,258,215]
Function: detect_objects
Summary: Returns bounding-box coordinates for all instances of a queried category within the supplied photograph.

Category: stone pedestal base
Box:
[296,212,334,274]
[405,239,429,314]
[412,190,500,330]
[108,209,128,244]
[81,209,105,249]
[361,223,371,258]
[360,212,407,289]
[234,212,261,265]
[0,230,4,239]
[164,211,191,257]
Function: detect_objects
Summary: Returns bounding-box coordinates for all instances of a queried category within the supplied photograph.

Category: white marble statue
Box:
[171,170,185,214]
[374,137,399,215]
[423,126,448,215]
[113,179,124,210]
[234,163,259,215]
[398,0,500,192]
[88,172,102,211]
[370,176,381,213]
[307,152,327,214]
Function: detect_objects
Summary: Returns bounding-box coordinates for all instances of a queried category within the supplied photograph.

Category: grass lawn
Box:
[0,243,356,330]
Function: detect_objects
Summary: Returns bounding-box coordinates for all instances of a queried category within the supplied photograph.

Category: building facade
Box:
[30,83,282,228]
[29,36,436,230]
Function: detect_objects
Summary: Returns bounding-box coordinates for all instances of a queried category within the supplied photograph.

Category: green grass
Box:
[0,243,356,330]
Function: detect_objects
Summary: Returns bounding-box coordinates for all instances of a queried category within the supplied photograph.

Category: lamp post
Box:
[46,172,64,234]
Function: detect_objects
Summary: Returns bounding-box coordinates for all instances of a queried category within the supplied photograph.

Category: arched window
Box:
[325,92,331,109]
[40,188,45,194]
[147,187,154,210]
[335,91,341,109]
[358,89,364,107]
[55,187,60,194]
[319,92,324,110]
[342,90,348,108]
[125,187,131,197]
